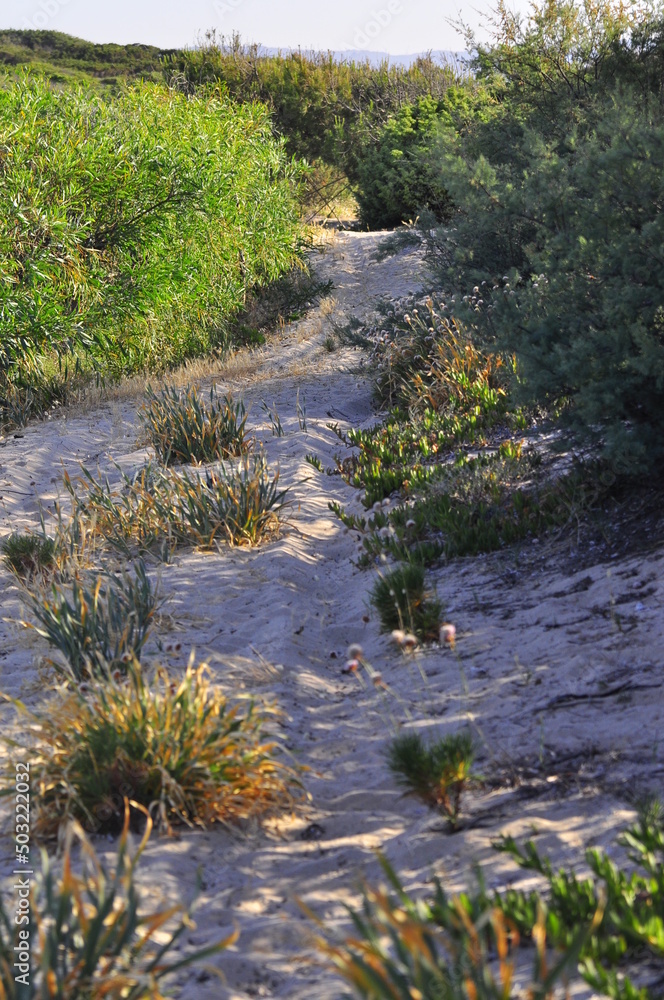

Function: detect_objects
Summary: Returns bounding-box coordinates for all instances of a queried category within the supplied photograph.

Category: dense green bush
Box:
[355,95,453,228]
[165,32,462,182]
[397,0,664,473]
[0,72,304,412]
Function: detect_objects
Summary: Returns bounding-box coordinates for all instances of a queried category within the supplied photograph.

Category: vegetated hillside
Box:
[165,31,463,168]
[0,71,306,418]
[0,29,174,85]
[366,0,664,477]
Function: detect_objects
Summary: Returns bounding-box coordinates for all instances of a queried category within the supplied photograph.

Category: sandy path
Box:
[1,230,663,998]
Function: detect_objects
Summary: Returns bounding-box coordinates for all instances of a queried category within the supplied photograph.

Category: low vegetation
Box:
[387,730,476,827]
[25,561,157,680]
[314,804,664,1000]
[141,385,250,466]
[311,854,586,1000]
[0,805,234,998]
[4,658,302,838]
[0,71,304,419]
[332,291,616,577]
[370,563,442,643]
[1,531,56,577]
[64,452,288,557]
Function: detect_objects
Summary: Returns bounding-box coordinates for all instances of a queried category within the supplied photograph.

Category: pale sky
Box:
[3,0,530,54]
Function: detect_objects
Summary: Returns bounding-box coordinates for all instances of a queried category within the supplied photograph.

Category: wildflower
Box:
[440,623,456,647]
[372,673,385,687]
[406,519,416,529]
[343,659,360,674]
[402,634,418,651]
[391,629,406,645]
[347,643,364,660]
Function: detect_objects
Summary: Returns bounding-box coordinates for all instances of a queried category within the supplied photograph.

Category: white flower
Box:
[347,643,364,660]
[440,623,456,646]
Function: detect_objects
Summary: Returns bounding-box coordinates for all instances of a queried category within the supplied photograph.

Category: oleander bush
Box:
[141,385,250,466]
[25,561,157,679]
[4,658,302,838]
[0,71,304,416]
[64,452,288,557]
[0,805,235,999]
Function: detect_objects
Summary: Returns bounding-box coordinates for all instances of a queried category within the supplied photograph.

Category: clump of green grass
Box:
[24,561,157,680]
[2,531,56,577]
[0,804,234,998]
[141,385,250,465]
[64,453,288,557]
[370,563,442,642]
[5,658,302,838]
[387,730,476,827]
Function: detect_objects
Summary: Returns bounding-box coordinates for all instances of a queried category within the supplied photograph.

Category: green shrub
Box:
[25,561,157,679]
[5,659,302,838]
[388,730,476,827]
[0,71,304,411]
[164,32,461,174]
[0,805,234,998]
[496,803,664,1000]
[2,532,56,577]
[141,385,250,466]
[370,563,442,642]
[398,1,664,473]
[335,301,513,507]
[355,95,454,229]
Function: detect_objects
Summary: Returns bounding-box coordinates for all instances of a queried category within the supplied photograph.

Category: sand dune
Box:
[1,230,661,998]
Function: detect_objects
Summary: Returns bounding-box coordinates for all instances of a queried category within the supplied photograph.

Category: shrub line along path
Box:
[1,231,664,998]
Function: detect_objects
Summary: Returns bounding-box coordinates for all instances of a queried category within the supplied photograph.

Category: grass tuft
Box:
[141,384,250,465]
[64,452,288,556]
[0,803,235,997]
[3,658,303,838]
[24,561,157,680]
[370,563,442,642]
[387,730,476,827]
[2,531,56,577]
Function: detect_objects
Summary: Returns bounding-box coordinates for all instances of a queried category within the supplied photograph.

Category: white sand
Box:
[1,230,662,998]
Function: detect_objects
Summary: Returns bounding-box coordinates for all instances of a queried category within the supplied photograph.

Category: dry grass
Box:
[63,452,288,556]
[0,803,235,998]
[3,657,304,838]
